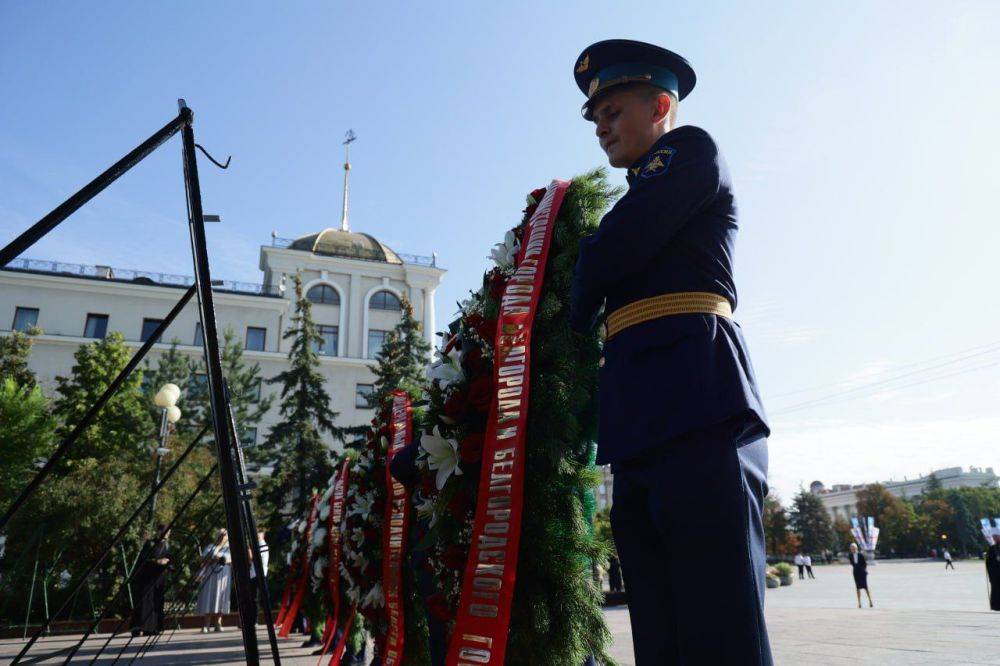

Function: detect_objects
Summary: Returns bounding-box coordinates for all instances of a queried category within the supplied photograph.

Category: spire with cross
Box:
[340,129,356,232]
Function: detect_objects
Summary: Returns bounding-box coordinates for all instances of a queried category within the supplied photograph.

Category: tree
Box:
[925,472,943,492]
[763,493,800,556]
[856,483,926,555]
[52,332,154,466]
[370,297,431,410]
[790,489,835,554]
[0,378,57,501]
[258,275,349,528]
[185,327,274,440]
[832,516,854,552]
[0,329,37,388]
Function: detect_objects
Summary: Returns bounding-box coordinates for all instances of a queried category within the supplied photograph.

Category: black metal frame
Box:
[0,102,278,664]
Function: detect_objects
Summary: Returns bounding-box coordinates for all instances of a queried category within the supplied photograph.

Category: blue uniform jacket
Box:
[570,125,769,466]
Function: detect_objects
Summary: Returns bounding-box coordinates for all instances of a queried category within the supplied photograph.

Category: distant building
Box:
[811,467,999,521]
[595,466,614,512]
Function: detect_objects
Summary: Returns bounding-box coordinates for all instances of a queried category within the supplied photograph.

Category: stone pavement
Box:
[3,560,999,664]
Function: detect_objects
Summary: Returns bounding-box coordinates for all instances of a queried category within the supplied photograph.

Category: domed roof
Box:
[289,228,402,264]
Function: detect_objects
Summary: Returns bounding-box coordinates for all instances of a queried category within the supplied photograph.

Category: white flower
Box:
[348,492,374,519]
[362,582,384,609]
[490,229,520,269]
[312,557,328,581]
[428,346,463,389]
[420,426,462,490]
[318,503,331,521]
[311,527,327,548]
[296,520,307,534]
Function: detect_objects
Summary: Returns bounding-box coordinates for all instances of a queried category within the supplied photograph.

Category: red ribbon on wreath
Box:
[317,460,351,663]
[381,390,413,665]
[446,180,569,665]
[278,493,320,638]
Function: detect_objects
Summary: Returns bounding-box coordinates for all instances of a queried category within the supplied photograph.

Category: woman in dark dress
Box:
[848,543,873,608]
[131,527,171,635]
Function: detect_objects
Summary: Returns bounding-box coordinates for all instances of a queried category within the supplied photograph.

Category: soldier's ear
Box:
[652,92,672,125]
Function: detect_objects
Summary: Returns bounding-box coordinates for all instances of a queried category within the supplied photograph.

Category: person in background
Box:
[794,552,805,580]
[849,543,873,608]
[943,548,955,570]
[248,531,269,625]
[196,529,232,632]
[130,525,171,636]
[987,535,1000,610]
[608,554,624,593]
[803,553,815,579]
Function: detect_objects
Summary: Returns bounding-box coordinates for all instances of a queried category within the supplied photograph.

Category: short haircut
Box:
[625,83,678,128]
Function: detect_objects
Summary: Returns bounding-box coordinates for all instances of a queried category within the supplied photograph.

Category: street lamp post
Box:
[150,383,182,521]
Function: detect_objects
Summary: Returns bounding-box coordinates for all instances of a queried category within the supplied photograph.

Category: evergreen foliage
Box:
[371,297,431,410]
[258,275,349,542]
[0,378,57,502]
[790,489,836,553]
[0,329,37,388]
[52,332,154,465]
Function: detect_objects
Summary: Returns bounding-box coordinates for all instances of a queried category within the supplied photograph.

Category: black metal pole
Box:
[11,424,210,664]
[0,285,198,532]
[0,112,188,267]
[178,99,259,664]
[64,463,219,664]
[225,395,281,664]
[148,409,169,522]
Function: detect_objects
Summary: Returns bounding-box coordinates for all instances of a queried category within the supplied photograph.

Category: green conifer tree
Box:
[0,329,38,388]
[52,332,154,466]
[258,275,349,525]
[371,296,431,409]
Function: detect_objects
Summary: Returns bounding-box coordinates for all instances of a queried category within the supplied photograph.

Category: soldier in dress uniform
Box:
[569,39,772,664]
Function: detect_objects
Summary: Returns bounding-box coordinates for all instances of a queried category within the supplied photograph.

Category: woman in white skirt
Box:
[196,529,232,632]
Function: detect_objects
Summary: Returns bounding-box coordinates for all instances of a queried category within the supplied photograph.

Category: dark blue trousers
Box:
[610,418,772,665]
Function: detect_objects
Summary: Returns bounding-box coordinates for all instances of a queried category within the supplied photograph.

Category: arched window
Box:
[307,284,340,306]
[369,290,401,311]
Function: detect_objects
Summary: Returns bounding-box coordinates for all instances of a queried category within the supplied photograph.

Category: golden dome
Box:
[289,228,402,264]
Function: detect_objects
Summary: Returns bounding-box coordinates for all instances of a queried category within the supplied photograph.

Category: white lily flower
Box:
[415,495,439,527]
[296,520,307,533]
[318,503,331,521]
[348,492,374,519]
[311,527,327,547]
[363,582,385,609]
[489,229,520,268]
[420,426,463,490]
[428,346,463,388]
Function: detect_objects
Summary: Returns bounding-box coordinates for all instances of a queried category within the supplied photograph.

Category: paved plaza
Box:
[3,560,999,664]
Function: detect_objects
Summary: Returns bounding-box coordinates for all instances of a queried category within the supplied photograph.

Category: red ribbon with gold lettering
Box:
[279,493,320,638]
[446,180,569,665]
[382,390,413,665]
[318,460,351,663]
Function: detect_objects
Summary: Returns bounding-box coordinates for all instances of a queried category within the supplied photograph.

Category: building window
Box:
[193,322,204,347]
[141,318,164,343]
[313,325,339,357]
[367,329,389,359]
[12,307,39,332]
[307,284,340,306]
[369,290,401,311]
[83,314,109,339]
[355,384,374,409]
[240,427,257,448]
[245,327,266,351]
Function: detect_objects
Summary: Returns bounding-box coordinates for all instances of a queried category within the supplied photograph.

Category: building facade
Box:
[0,227,445,453]
[811,466,999,522]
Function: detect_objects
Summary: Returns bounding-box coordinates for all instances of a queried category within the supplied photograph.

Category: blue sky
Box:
[3,1,1000,500]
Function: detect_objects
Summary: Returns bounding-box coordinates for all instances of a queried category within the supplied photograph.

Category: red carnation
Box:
[487,272,506,301]
[467,376,492,413]
[447,487,472,517]
[427,592,451,621]
[458,432,485,464]
[442,544,468,571]
[530,187,547,203]
[443,390,469,420]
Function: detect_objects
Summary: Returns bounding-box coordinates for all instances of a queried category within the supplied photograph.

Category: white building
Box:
[811,466,999,522]
[0,227,444,453]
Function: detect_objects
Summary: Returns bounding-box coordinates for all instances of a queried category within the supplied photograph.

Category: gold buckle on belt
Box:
[604,292,732,341]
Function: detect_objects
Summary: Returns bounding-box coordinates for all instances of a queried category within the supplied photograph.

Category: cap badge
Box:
[576,54,590,73]
[588,77,600,97]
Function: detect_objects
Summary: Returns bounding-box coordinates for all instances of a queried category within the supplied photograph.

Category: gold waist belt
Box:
[605,292,732,340]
